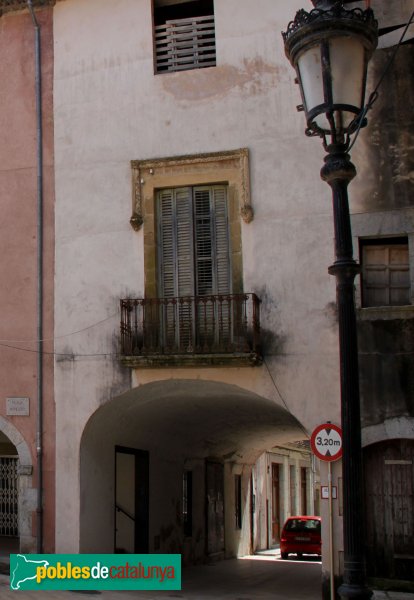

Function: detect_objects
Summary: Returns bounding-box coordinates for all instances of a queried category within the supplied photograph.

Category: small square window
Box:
[153,0,216,74]
[360,238,411,307]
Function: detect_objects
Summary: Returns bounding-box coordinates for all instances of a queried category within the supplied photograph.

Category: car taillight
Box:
[281,537,287,542]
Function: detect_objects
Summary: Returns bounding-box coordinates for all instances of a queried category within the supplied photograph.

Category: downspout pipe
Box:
[27,0,44,555]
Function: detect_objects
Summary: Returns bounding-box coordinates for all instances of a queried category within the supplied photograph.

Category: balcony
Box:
[120,294,262,368]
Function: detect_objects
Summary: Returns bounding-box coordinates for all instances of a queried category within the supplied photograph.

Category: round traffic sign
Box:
[310,423,342,462]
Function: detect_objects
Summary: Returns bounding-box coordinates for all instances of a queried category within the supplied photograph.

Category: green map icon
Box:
[10,554,49,590]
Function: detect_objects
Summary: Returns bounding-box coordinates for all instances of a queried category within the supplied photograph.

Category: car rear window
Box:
[285,519,321,532]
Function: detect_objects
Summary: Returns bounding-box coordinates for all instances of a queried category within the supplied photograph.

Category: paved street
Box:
[1,555,322,599]
[2,555,413,600]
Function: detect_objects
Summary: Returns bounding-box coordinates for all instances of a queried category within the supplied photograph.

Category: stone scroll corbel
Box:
[239,148,253,223]
[130,161,143,231]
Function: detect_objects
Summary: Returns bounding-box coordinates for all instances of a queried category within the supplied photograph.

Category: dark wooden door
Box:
[364,439,414,580]
[115,446,149,554]
[206,461,224,558]
[272,463,281,542]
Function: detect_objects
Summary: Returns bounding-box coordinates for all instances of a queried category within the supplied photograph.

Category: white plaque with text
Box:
[6,397,30,416]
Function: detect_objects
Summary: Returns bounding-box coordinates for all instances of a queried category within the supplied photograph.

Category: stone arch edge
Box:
[362,416,414,447]
[0,416,36,552]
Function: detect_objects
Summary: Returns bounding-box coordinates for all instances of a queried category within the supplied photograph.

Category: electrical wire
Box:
[0,310,122,358]
[0,341,118,358]
[0,310,119,344]
[263,357,310,439]
[348,8,414,152]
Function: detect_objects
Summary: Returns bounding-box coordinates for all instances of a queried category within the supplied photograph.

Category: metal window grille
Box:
[0,456,19,536]
[155,14,216,73]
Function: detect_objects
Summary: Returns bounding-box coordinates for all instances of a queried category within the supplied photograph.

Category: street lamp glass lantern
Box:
[282,3,378,143]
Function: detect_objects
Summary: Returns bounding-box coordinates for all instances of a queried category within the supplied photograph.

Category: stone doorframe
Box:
[0,416,35,552]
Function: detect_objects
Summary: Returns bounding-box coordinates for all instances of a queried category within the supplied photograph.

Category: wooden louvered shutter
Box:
[157,188,194,350]
[158,189,176,299]
[211,186,231,296]
[194,185,231,349]
[194,185,230,296]
[157,184,231,352]
[211,186,232,346]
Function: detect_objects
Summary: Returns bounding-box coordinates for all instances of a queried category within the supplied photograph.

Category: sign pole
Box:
[311,423,343,600]
[328,461,334,600]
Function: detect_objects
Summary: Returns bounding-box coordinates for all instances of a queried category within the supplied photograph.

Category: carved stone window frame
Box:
[130,148,253,298]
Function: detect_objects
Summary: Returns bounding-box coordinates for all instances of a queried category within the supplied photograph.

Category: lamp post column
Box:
[321,144,371,600]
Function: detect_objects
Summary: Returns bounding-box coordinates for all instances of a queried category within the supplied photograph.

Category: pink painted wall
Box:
[0,7,55,552]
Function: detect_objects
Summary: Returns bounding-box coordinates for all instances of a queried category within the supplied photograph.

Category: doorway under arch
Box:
[79,379,308,563]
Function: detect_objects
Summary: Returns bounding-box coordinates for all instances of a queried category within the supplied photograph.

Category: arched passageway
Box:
[80,379,308,563]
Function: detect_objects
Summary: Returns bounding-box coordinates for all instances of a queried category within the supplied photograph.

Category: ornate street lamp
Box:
[282,2,378,600]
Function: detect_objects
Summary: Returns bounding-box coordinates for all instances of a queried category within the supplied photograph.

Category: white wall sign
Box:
[6,397,30,416]
[321,485,337,500]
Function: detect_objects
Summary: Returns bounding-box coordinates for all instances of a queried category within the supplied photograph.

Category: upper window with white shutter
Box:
[361,238,411,307]
[153,0,216,74]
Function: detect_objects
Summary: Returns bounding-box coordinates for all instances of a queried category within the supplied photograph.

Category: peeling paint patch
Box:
[161,58,281,102]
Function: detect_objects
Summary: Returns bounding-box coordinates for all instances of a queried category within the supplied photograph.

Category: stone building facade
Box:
[0,0,412,594]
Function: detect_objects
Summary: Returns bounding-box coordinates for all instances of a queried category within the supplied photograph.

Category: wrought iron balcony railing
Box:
[120,294,261,367]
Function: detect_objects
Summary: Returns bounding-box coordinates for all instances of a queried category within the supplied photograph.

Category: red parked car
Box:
[280,516,321,560]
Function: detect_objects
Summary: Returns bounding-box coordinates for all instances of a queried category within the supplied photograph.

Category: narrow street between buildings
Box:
[1,554,322,600]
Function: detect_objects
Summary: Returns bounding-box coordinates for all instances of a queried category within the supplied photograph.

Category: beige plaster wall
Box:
[53,0,343,563]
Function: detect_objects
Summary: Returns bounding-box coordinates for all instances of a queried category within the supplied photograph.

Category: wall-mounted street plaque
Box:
[6,397,30,416]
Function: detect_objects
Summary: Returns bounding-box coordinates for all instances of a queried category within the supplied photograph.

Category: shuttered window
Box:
[157,185,231,349]
[157,185,231,298]
[361,238,411,307]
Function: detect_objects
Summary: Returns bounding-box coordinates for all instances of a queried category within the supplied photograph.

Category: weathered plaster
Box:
[0,417,35,551]
[53,0,343,567]
[362,416,414,447]
[0,6,55,552]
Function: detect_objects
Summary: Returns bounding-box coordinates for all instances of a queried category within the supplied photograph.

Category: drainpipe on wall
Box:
[27,0,44,554]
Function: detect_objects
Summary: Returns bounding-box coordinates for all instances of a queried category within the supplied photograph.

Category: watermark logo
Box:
[10,554,181,591]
